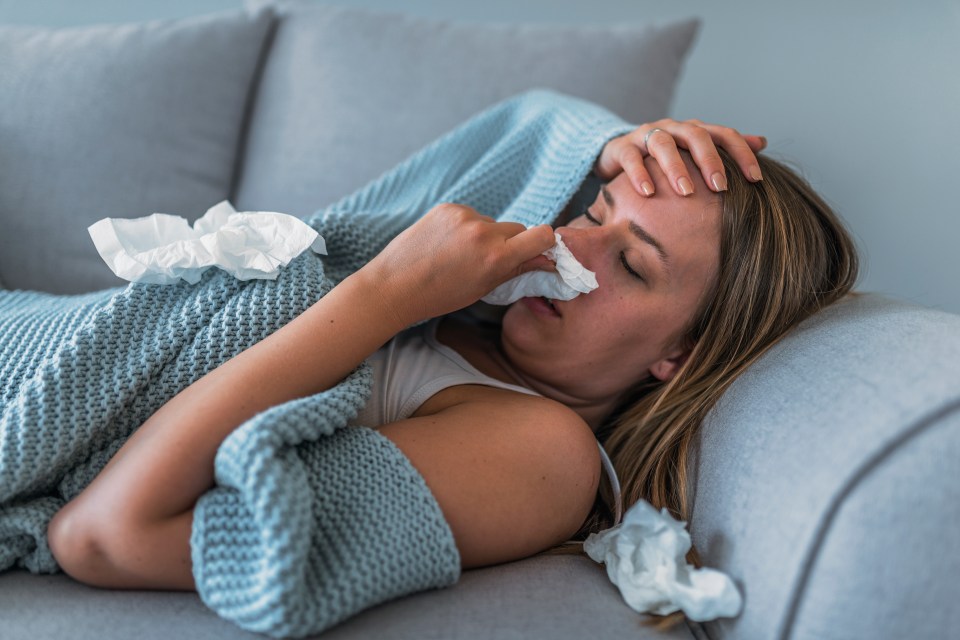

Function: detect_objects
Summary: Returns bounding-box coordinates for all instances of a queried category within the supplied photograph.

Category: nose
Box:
[555,224,608,273]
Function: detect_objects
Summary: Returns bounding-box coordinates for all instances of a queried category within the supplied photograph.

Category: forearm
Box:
[67,268,408,526]
[51,201,554,590]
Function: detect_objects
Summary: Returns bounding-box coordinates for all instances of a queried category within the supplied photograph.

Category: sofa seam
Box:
[227,7,280,205]
[776,396,960,640]
[685,617,710,640]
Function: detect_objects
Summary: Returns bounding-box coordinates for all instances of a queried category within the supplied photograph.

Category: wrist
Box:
[346,264,424,331]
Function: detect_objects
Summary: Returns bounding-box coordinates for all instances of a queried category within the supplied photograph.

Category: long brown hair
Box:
[538,150,859,626]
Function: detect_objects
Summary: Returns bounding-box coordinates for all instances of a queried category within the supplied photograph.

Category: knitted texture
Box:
[0,90,633,637]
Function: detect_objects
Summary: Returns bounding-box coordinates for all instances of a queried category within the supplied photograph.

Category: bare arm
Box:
[47,203,557,587]
[60,268,409,529]
[45,266,411,589]
[377,390,601,570]
[48,388,600,590]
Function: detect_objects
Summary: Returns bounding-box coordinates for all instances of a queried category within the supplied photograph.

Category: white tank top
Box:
[348,317,623,525]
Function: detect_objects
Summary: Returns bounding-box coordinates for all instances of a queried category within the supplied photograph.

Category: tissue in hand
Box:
[481,232,597,305]
[87,200,327,285]
[583,500,743,622]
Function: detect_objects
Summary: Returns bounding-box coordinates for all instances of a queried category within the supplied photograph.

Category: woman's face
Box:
[501,154,722,404]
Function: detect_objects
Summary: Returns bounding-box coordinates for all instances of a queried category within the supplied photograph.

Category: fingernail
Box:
[640,181,655,196]
[710,172,728,192]
[750,165,763,181]
[677,176,693,196]
[759,136,768,148]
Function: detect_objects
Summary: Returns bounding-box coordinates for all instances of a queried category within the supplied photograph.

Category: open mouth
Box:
[542,297,561,316]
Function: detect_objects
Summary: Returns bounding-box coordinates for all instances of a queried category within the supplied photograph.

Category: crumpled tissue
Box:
[584,500,743,622]
[482,232,597,305]
[88,200,327,285]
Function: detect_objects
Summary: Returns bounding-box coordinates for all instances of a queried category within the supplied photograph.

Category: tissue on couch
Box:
[88,201,327,285]
[584,499,743,622]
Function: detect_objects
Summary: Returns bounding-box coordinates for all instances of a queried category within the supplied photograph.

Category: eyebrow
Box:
[601,185,670,268]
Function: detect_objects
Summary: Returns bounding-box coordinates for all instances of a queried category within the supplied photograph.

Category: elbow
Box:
[48,504,104,584]
[47,502,125,588]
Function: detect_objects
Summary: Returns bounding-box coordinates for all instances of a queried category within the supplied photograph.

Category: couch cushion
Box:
[0,555,695,639]
[233,0,698,217]
[686,294,960,640]
[0,9,276,294]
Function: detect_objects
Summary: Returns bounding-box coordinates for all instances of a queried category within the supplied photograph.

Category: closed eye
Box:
[581,208,646,283]
[619,252,645,281]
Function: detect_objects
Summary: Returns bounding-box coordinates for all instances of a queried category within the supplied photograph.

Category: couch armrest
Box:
[687,294,960,640]
[785,404,960,639]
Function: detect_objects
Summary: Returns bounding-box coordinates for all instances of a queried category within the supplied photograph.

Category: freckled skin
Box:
[498,154,721,419]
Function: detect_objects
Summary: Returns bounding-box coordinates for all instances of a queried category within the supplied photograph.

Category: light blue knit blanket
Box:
[0,90,633,637]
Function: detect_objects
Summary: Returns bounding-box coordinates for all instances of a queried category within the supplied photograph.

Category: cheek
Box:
[586,257,616,292]
[577,287,676,349]
[576,277,636,318]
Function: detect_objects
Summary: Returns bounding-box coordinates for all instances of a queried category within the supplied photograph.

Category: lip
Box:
[520,296,562,319]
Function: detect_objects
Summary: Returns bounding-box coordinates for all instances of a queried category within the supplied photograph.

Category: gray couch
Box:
[2,3,958,639]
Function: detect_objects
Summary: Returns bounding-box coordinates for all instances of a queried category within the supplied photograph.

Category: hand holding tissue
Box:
[482,232,597,305]
[584,500,743,622]
[88,201,327,285]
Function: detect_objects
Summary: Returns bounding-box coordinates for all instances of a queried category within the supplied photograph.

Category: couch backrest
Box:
[688,293,960,639]
[0,9,276,294]
[1,1,700,295]
[232,0,700,218]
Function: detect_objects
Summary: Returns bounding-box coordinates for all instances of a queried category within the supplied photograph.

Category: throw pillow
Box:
[0,8,276,293]
[234,0,699,217]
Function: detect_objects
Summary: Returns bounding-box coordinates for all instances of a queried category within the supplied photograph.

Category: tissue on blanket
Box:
[583,500,743,622]
[0,89,636,638]
[87,200,327,285]
[482,232,597,305]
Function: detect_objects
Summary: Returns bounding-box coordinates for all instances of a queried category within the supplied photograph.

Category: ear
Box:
[648,348,691,383]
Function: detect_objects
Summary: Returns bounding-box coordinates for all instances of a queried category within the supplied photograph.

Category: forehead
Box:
[625,157,722,284]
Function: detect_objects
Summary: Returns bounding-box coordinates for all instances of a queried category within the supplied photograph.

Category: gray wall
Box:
[2,0,958,313]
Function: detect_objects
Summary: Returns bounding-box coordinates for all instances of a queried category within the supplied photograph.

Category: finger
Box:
[617,144,656,197]
[592,135,624,181]
[646,130,695,197]
[694,124,764,182]
[505,224,556,261]
[745,134,767,152]
[494,220,532,237]
[670,124,728,192]
[516,254,557,275]
[654,122,766,184]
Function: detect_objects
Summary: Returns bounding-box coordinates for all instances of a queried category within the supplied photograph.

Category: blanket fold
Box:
[0,89,634,637]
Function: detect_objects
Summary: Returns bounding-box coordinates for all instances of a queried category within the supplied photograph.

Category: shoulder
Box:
[376,390,601,570]
[418,382,596,445]
[486,391,600,466]
[414,385,599,477]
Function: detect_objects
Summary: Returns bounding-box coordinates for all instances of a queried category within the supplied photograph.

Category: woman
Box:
[45,116,857,600]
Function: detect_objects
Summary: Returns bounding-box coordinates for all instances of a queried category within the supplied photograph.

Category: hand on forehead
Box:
[642,151,713,198]
[594,119,765,198]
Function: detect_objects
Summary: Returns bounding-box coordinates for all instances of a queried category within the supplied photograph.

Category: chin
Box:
[500,304,561,357]
[501,304,539,343]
